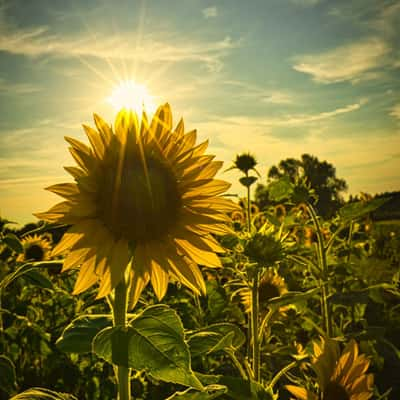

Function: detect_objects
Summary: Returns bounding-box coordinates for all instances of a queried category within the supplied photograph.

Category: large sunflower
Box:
[35,104,238,307]
[286,337,374,400]
[17,234,52,262]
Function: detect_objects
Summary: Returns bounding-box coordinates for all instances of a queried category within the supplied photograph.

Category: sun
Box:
[107,80,156,115]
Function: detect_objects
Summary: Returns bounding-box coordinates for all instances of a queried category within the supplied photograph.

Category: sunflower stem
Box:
[112,278,131,400]
[251,271,260,382]
[246,180,251,233]
[307,202,332,337]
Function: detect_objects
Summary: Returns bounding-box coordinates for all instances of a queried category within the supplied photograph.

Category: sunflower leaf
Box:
[56,314,112,354]
[2,233,24,253]
[268,177,294,202]
[195,374,275,400]
[188,323,245,357]
[0,262,63,290]
[338,197,389,222]
[92,304,203,390]
[23,270,53,290]
[9,387,78,400]
[266,288,320,309]
[165,385,227,399]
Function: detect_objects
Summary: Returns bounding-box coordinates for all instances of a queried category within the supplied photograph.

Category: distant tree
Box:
[255,154,348,218]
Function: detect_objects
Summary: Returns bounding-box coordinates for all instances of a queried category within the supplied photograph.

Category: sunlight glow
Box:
[107,80,156,115]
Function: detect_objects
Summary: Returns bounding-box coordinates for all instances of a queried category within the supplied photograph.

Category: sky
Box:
[0,0,399,224]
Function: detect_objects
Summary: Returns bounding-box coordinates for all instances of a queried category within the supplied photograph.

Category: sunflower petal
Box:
[72,254,98,294]
[83,124,105,159]
[93,113,113,145]
[45,183,79,200]
[174,238,222,268]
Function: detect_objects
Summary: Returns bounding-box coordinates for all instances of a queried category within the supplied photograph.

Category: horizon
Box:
[1,0,399,225]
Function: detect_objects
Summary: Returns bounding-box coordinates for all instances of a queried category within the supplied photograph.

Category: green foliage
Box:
[188,323,245,357]
[93,305,203,390]
[56,315,112,354]
[9,388,78,400]
[2,233,23,254]
[0,355,16,395]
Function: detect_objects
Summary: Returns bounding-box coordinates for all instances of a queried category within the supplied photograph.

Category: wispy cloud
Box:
[390,103,400,120]
[0,21,239,72]
[293,37,389,83]
[290,0,320,7]
[202,6,218,18]
[223,80,294,104]
[0,78,41,94]
[204,99,366,129]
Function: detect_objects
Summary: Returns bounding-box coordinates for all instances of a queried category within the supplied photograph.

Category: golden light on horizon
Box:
[107,80,156,115]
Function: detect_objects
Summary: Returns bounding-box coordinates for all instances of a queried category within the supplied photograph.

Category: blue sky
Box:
[0,0,399,224]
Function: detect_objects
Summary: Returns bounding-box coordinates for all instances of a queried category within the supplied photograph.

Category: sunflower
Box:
[240,268,288,314]
[35,104,238,308]
[286,337,374,400]
[17,234,52,262]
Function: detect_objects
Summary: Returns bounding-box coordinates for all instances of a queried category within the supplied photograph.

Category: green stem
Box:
[227,350,248,380]
[251,271,260,382]
[268,360,298,389]
[258,308,274,345]
[307,202,332,338]
[112,279,131,400]
[246,180,251,233]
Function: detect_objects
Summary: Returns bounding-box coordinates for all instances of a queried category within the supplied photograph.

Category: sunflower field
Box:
[0,105,399,400]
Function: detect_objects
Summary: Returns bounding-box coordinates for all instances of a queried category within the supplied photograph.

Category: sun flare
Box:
[107,80,156,115]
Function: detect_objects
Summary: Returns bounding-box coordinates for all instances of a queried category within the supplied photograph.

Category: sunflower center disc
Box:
[100,154,181,242]
[25,244,45,261]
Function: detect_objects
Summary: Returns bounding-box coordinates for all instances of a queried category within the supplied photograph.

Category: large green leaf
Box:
[0,355,16,394]
[267,288,320,309]
[9,387,78,400]
[188,323,245,357]
[338,197,388,221]
[2,233,23,253]
[93,304,203,390]
[0,261,63,290]
[166,385,227,399]
[268,177,294,202]
[56,314,112,353]
[196,374,275,400]
[23,270,53,289]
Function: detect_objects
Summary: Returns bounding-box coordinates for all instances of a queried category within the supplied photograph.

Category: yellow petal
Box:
[68,146,97,173]
[83,124,105,160]
[93,113,113,145]
[64,136,91,154]
[62,247,93,271]
[72,254,98,294]
[285,385,316,400]
[182,179,231,199]
[45,183,79,201]
[174,238,222,268]
[64,166,85,180]
[150,103,172,143]
[128,267,150,310]
[34,201,72,223]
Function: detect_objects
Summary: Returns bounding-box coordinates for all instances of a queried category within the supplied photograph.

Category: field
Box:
[1,171,399,400]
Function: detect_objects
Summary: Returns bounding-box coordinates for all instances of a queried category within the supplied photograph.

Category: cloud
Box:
[223,80,294,104]
[0,18,239,72]
[290,0,320,7]
[202,99,366,130]
[390,103,400,120]
[293,37,389,83]
[0,78,41,94]
[198,115,400,198]
[202,6,217,18]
